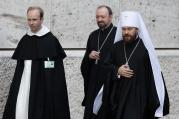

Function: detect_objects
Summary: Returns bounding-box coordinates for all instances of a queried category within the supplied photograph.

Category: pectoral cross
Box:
[125,62,128,66]
[95,51,100,64]
[125,62,130,69]
[95,59,98,64]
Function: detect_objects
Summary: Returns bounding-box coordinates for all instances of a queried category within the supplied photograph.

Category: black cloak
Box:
[2,32,70,119]
[81,24,117,119]
[102,37,169,119]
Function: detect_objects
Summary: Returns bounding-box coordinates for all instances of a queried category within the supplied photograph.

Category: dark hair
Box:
[27,6,44,19]
[97,5,113,15]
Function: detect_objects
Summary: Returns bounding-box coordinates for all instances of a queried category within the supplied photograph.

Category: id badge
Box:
[44,61,55,68]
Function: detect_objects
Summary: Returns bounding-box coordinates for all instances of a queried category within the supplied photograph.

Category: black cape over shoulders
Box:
[12,32,66,60]
[3,32,70,119]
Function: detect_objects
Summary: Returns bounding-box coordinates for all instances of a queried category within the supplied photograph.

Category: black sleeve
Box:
[103,44,119,80]
[80,33,93,106]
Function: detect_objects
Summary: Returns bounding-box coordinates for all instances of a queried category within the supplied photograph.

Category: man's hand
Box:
[89,51,100,60]
[118,64,134,78]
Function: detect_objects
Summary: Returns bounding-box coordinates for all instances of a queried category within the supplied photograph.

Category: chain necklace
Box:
[124,38,141,67]
[95,26,114,64]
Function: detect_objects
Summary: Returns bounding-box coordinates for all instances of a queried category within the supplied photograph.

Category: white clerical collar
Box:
[27,25,50,36]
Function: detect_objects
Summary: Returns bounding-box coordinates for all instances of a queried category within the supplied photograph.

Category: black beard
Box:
[98,24,106,29]
[97,22,108,29]
[123,33,138,43]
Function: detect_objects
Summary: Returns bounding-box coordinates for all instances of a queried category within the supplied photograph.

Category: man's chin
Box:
[98,24,105,28]
[30,29,38,33]
[124,38,133,43]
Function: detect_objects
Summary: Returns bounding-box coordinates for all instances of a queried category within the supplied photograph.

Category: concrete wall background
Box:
[0,0,179,48]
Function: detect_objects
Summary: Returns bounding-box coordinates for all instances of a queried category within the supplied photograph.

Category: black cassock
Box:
[102,37,169,119]
[3,32,70,119]
[81,24,117,119]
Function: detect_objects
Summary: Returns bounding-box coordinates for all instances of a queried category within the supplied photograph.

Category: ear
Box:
[135,28,139,35]
[109,15,113,21]
[109,14,113,19]
[40,17,44,23]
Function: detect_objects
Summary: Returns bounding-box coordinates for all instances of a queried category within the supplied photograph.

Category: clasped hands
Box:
[117,64,134,78]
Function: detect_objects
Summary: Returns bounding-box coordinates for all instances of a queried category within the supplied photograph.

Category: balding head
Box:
[96,5,113,29]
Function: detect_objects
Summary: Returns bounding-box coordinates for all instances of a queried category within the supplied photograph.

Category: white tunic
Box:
[15,25,50,119]
[16,60,32,119]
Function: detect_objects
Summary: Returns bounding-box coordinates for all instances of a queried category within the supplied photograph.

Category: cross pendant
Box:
[125,62,130,69]
[95,59,98,64]
[125,62,128,66]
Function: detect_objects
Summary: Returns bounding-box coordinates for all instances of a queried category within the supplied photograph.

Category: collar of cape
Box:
[27,24,50,37]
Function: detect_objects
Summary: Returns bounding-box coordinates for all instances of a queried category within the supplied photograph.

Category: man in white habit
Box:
[93,11,169,119]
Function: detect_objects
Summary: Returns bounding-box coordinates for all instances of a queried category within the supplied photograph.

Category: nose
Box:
[28,20,33,25]
[97,17,102,22]
[124,29,129,35]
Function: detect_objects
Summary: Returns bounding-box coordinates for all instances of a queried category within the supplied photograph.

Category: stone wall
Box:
[0,0,179,48]
[0,56,179,119]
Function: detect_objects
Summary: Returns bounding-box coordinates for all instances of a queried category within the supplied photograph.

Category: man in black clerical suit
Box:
[3,6,70,119]
[81,5,117,119]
